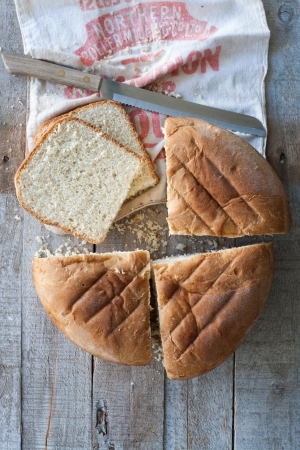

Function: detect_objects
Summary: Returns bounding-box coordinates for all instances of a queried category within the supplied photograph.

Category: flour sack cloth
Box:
[14,0,270,224]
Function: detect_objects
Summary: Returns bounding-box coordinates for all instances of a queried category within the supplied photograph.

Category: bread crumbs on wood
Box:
[112,209,168,256]
[34,235,92,258]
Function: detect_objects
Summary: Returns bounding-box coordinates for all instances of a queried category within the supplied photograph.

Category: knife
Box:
[2,53,265,137]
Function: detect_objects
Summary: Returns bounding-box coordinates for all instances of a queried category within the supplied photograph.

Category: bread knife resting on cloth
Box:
[2,53,265,137]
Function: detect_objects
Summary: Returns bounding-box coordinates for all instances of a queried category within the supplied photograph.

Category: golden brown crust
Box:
[34,115,67,146]
[165,117,291,236]
[15,117,143,243]
[33,100,159,187]
[152,243,274,380]
[32,251,152,365]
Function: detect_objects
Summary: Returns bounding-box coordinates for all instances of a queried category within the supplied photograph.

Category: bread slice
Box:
[15,117,142,243]
[34,100,159,198]
[165,117,291,237]
[32,251,152,365]
[152,243,274,380]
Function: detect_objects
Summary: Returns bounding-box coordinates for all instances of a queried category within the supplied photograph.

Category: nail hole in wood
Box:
[278,5,294,23]
[272,381,285,395]
[96,399,108,436]
[279,153,286,164]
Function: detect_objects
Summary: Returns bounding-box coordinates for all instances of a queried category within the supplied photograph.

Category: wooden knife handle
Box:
[2,53,101,91]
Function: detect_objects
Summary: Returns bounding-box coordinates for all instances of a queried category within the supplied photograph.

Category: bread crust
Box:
[15,117,143,243]
[34,100,159,194]
[32,251,152,365]
[152,243,274,380]
[165,117,291,236]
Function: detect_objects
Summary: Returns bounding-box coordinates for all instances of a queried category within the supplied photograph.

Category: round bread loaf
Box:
[165,117,291,237]
[32,251,152,366]
[152,243,274,380]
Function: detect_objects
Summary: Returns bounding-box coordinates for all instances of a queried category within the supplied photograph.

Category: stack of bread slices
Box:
[16,108,292,380]
[15,100,158,243]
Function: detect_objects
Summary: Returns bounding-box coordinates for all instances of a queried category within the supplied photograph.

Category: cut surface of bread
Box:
[165,117,291,237]
[32,251,152,365]
[152,243,274,380]
[15,117,142,243]
[35,100,159,198]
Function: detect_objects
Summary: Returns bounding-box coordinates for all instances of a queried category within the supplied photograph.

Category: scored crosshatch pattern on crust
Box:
[58,259,149,330]
[169,151,260,235]
[32,252,153,366]
[71,269,148,330]
[153,243,275,379]
[165,118,291,237]
[161,257,245,358]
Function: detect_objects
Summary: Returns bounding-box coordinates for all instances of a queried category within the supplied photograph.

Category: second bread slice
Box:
[15,117,142,243]
[35,100,159,199]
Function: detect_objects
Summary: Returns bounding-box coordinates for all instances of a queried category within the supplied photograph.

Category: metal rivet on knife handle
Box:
[83,76,90,83]
[58,70,65,77]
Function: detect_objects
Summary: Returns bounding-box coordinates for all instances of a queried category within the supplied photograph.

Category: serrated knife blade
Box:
[2,53,266,137]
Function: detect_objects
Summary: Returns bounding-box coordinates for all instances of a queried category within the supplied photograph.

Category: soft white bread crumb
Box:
[15,118,142,243]
[36,101,159,198]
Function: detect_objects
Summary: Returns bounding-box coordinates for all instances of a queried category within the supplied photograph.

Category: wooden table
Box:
[1,1,299,449]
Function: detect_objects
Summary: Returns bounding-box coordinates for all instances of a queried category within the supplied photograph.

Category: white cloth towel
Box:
[14,0,270,223]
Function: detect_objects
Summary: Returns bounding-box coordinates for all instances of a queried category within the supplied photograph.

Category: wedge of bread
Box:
[15,117,143,243]
[152,243,274,380]
[34,100,159,198]
[32,251,152,366]
[165,117,291,237]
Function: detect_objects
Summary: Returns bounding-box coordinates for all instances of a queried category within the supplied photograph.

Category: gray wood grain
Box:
[164,236,234,450]
[187,360,233,450]
[94,206,167,450]
[164,360,233,450]
[235,271,300,450]
[21,213,94,450]
[0,1,27,193]
[234,1,300,449]
[0,6,25,448]
[0,194,23,449]
[164,379,188,450]
[93,359,165,450]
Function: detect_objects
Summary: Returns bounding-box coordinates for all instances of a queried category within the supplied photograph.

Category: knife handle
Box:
[2,53,101,91]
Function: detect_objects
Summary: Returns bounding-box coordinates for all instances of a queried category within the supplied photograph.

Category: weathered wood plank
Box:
[93,360,164,450]
[21,213,94,450]
[164,379,188,449]
[93,206,166,450]
[96,206,235,449]
[0,0,27,193]
[187,360,233,450]
[0,4,26,447]
[163,235,234,450]
[0,194,23,449]
[164,359,233,450]
[235,268,300,449]
[234,1,300,448]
